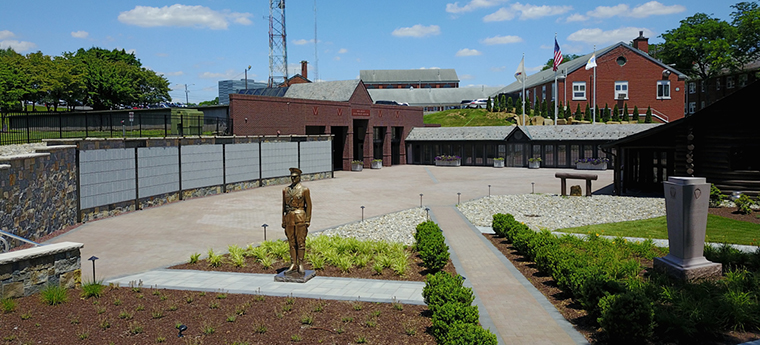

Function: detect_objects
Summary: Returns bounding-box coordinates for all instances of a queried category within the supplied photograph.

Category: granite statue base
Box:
[653,255,722,281]
[275,270,316,283]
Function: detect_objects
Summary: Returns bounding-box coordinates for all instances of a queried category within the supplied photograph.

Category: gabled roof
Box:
[406,126,515,141]
[360,69,459,84]
[368,87,503,106]
[514,123,662,141]
[497,42,687,95]
[284,80,361,102]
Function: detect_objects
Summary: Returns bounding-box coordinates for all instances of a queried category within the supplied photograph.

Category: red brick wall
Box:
[533,46,685,122]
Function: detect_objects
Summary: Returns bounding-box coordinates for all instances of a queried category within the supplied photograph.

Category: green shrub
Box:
[491,213,511,238]
[419,237,449,272]
[431,302,480,341]
[207,248,224,267]
[709,184,724,207]
[1,298,16,313]
[80,281,105,299]
[443,323,498,345]
[598,290,654,343]
[423,272,474,312]
[735,194,754,215]
[40,284,68,305]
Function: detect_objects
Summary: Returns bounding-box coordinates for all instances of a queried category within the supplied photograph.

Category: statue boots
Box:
[297,247,305,273]
[287,246,298,272]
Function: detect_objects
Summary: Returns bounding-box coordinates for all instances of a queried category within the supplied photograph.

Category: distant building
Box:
[685,59,760,115]
[360,69,459,89]
[218,79,267,105]
[281,61,312,87]
[498,32,687,123]
[368,87,502,113]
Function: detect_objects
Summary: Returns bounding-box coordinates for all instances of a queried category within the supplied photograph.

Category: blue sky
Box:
[0,0,732,103]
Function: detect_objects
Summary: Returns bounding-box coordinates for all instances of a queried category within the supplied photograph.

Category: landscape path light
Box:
[425,207,430,220]
[178,324,188,338]
[488,184,491,196]
[361,206,365,221]
[262,223,268,241]
[419,193,423,207]
[87,256,99,283]
[457,192,461,205]
[531,182,535,194]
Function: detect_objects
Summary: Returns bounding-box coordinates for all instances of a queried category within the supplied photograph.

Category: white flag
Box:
[514,56,526,82]
[585,54,597,70]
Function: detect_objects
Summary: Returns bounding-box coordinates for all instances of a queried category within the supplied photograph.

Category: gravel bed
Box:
[458,194,666,230]
[0,143,47,156]
[319,207,427,245]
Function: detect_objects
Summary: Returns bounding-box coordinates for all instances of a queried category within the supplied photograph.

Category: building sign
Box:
[352,109,370,117]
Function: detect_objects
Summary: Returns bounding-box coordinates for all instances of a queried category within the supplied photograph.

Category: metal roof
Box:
[497,42,688,95]
[360,69,459,84]
[406,126,516,141]
[367,87,503,106]
[239,88,289,97]
[284,80,361,102]
[518,123,662,141]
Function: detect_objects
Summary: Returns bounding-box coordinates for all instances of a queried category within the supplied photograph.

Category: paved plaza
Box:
[51,165,612,344]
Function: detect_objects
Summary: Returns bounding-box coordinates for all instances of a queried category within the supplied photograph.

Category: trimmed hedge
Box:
[414,221,450,272]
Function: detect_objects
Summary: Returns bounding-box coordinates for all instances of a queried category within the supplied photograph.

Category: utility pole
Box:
[245,65,251,90]
[184,84,191,105]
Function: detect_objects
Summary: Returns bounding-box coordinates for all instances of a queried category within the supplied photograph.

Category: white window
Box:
[572,82,586,100]
[727,76,735,89]
[689,102,696,114]
[657,80,671,99]
[689,82,696,94]
[739,74,748,87]
[542,85,546,100]
[716,79,721,90]
[614,81,628,100]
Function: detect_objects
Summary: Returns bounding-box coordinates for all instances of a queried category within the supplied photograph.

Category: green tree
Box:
[525,98,532,115]
[540,99,547,117]
[584,104,592,121]
[557,101,564,119]
[486,96,492,112]
[574,103,582,119]
[506,97,513,113]
[612,104,620,121]
[659,13,737,85]
[602,104,611,122]
[621,103,629,122]
[594,105,600,123]
[632,105,640,122]
[199,97,220,106]
[565,104,572,119]
[541,54,582,71]
[0,48,29,111]
[500,94,506,112]
[645,106,653,123]
[731,1,760,66]
[515,97,523,115]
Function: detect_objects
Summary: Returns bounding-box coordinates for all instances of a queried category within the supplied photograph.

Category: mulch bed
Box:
[0,285,435,344]
[170,251,458,282]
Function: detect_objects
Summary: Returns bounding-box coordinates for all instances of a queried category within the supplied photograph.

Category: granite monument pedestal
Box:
[275,269,316,283]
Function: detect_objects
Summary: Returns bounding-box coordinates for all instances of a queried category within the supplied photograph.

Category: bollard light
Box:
[531,182,535,194]
[178,324,188,338]
[361,206,365,221]
[425,207,430,220]
[88,256,99,283]
[457,192,461,205]
[419,194,423,207]
[488,184,491,196]
[262,223,268,241]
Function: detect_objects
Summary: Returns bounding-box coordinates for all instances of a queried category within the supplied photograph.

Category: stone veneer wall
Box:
[0,145,78,248]
[0,242,83,298]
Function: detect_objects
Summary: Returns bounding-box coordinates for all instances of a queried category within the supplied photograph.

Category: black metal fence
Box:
[0,111,232,145]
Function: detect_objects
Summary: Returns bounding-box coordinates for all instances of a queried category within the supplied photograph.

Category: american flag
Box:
[553,38,563,72]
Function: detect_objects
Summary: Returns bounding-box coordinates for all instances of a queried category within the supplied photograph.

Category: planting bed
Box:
[0,284,434,344]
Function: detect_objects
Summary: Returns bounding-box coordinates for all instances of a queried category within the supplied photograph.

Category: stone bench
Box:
[555,172,598,197]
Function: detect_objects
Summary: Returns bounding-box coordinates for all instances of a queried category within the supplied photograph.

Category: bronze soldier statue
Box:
[282,167,311,274]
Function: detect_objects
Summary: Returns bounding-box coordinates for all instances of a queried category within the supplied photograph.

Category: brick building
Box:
[360,69,459,89]
[498,33,687,123]
[229,80,423,171]
[685,59,760,115]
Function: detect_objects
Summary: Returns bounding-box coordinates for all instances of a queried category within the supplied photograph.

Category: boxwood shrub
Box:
[414,221,450,272]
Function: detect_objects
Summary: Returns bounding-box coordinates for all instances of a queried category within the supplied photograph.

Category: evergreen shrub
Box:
[431,302,480,340]
[598,290,655,343]
[443,322,498,345]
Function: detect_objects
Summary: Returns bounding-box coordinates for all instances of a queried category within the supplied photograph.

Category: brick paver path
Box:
[431,205,582,345]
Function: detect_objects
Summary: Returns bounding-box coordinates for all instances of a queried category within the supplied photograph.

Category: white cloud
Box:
[334,56,341,61]
[0,40,37,52]
[484,3,571,21]
[460,74,475,80]
[125,49,136,55]
[456,48,482,57]
[512,3,572,20]
[118,4,252,30]
[483,8,515,22]
[161,71,184,76]
[586,1,684,19]
[446,0,507,13]
[293,38,314,45]
[630,1,685,18]
[481,35,522,45]
[526,65,544,72]
[565,13,588,22]
[0,30,14,39]
[338,48,348,54]
[539,44,552,49]
[490,66,506,72]
[71,31,89,39]
[199,69,239,79]
[391,24,440,38]
[567,27,654,45]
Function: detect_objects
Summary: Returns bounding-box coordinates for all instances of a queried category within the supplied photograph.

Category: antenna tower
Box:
[268,0,288,87]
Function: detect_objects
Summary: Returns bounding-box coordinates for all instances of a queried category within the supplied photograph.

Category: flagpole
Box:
[522,53,526,126]
[554,33,558,125]
[593,45,597,123]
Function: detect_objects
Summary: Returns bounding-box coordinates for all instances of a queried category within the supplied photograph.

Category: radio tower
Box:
[268,0,288,87]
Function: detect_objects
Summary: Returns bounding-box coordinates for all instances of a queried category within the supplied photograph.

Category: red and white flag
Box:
[553,38,563,72]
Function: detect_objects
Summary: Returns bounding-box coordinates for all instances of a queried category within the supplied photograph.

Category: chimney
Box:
[633,31,649,54]
[300,60,308,79]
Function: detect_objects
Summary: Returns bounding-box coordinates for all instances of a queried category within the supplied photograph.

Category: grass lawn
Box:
[423,108,516,127]
[556,214,760,246]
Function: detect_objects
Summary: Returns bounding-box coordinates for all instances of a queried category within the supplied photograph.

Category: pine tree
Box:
[516,98,523,115]
[645,106,653,123]
[500,95,507,112]
[575,104,582,119]
[526,98,532,115]
[507,97,514,113]
[632,105,639,123]
[550,101,556,118]
[565,104,572,119]
[584,104,592,121]
[486,97,492,112]
[612,104,620,121]
[594,105,600,123]
[603,104,610,122]
[541,99,547,116]
[557,101,564,119]
[620,103,629,122]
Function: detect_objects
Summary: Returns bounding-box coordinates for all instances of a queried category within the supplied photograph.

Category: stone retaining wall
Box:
[0,242,83,298]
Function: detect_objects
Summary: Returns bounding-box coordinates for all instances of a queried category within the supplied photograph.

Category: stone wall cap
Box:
[34,145,77,152]
[0,152,50,162]
[0,242,84,265]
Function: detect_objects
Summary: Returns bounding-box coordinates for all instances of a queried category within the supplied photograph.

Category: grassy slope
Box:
[423,109,517,127]
[556,214,760,245]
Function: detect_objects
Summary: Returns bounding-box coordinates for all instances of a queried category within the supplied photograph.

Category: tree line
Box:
[0,47,171,112]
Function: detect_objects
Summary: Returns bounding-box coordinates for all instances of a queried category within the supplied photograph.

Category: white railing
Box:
[651,108,670,123]
[0,230,41,253]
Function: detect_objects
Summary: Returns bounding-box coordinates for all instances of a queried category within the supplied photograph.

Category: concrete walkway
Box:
[48,165,610,345]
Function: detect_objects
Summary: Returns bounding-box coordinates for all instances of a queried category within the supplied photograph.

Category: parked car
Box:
[468,99,488,108]
[375,100,404,106]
